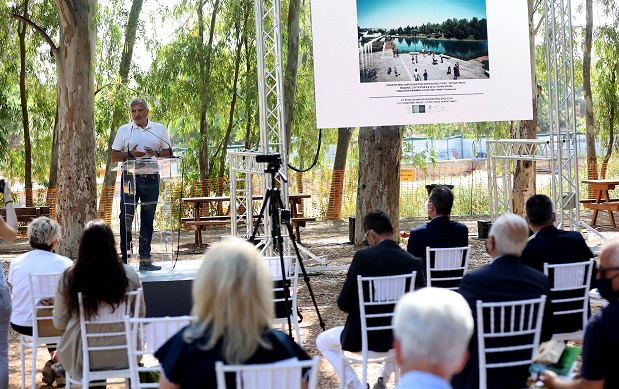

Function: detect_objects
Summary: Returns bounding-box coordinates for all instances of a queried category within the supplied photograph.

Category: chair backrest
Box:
[476,296,547,389]
[356,272,417,352]
[78,289,143,382]
[544,259,594,337]
[425,246,471,290]
[124,315,193,389]
[28,272,64,338]
[264,256,298,319]
[215,356,321,389]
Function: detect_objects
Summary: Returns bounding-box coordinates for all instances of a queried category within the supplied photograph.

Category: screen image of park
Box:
[357,0,488,83]
[310,0,532,127]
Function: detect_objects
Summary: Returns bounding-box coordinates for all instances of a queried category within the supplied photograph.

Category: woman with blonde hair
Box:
[156,237,310,388]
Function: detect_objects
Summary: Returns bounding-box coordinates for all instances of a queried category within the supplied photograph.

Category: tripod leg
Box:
[248,189,271,244]
[284,222,326,331]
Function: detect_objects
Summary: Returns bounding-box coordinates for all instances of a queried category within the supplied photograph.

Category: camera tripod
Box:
[249,155,325,338]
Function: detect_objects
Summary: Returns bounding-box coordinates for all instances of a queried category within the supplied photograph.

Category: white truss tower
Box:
[544,0,580,230]
[487,0,586,233]
[229,0,288,255]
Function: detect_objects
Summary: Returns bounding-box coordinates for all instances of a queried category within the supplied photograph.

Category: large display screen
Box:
[310,0,533,128]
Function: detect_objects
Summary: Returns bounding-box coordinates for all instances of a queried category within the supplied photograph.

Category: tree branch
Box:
[11,13,58,59]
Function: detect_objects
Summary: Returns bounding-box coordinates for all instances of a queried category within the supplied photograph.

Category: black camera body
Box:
[256,154,282,165]
[0,179,5,194]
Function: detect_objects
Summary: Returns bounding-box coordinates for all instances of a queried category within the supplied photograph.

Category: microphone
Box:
[144,127,174,157]
[125,127,135,160]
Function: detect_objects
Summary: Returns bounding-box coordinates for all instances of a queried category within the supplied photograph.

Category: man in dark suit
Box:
[407,185,468,284]
[541,238,619,389]
[520,194,596,335]
[316,210,425,389]
[452,213,554,389]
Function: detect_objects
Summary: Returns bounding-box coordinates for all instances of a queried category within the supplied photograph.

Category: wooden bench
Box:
[580,198,619,204]
[582,201,619,211]
[183,215,316,247]
[0,206,51,231]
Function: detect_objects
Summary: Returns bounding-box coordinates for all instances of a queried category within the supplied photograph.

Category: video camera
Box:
[256,154,282,165]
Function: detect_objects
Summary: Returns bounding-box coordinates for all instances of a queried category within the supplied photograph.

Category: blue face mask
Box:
[597,277,619,303]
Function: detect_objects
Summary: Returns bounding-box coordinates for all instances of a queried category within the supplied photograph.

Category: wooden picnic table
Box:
[182,193,315,246]
[581,179,619,228]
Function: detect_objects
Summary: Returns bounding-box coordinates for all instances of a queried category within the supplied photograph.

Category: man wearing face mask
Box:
[406,185,468,284]
[316,210,425,389]
[540,238,619,389]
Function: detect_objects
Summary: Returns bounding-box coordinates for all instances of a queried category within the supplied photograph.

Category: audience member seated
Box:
[0,178,17,389]
[393,287,474,389]
[452,213,554,389]
[8,216,72,386]
[407,185,468,284]
[521,194,596,334]
[316,210,425,389]
[53,219,145,382]
[541,238,619,389]
[155,237,310,389]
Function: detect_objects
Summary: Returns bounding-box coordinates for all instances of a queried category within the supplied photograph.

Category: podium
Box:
[118,157,180,268]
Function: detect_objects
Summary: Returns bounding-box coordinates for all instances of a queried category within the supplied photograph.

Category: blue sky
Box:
[357,0,487,28]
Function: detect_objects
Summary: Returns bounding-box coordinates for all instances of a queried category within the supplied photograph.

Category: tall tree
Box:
[54,0,98,257]
[355,127,402,244]
[98,0,144,221]
[593,4,619,178]
[198,0,221,188]
[283,0,301,146]
[18,0,33,207]
[584,0,597,188]
[511,0,542,216]
[326,128,353,219]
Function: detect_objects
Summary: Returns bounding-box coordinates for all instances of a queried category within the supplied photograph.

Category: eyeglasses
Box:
[599,266,619,279]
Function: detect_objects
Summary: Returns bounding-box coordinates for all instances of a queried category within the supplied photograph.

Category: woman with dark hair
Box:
[53,219,145,381]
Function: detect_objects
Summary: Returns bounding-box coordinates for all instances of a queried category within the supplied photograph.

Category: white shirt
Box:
[8,250,73,327]
[112,119,171,155]
[397,370,452,389]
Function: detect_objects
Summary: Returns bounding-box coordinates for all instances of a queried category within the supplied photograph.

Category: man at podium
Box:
[110,98,172,271]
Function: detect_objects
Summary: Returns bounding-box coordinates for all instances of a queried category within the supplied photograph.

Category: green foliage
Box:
[0,0,58,182]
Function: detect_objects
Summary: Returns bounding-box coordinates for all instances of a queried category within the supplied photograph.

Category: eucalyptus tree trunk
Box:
[601,66,617,179]
[511,0,538,216]
[326,128,353,219]
[584,0,597,192]
[217,16,246,178]
[355,127,402,245]
[18,0,33,206]
[283,0,301,147]
[98,0,144,221]
[53,0,98,257]
[198,0,220,190]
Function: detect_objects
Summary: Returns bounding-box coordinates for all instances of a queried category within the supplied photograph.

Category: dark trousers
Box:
[120,173,159,262]
[10,322,56,353]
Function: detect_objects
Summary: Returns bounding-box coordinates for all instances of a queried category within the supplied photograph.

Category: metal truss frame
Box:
[227,0,331,267]
[487,139,552,221]
[487,0,601,239]
[544,0,581,231]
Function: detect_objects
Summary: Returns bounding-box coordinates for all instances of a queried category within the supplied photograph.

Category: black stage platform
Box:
[138,259,201,317]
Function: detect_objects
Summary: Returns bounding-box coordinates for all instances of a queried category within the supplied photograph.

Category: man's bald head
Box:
[600,238,619,268]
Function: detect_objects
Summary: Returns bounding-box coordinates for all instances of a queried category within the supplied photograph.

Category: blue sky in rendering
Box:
[357,0,487,28]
